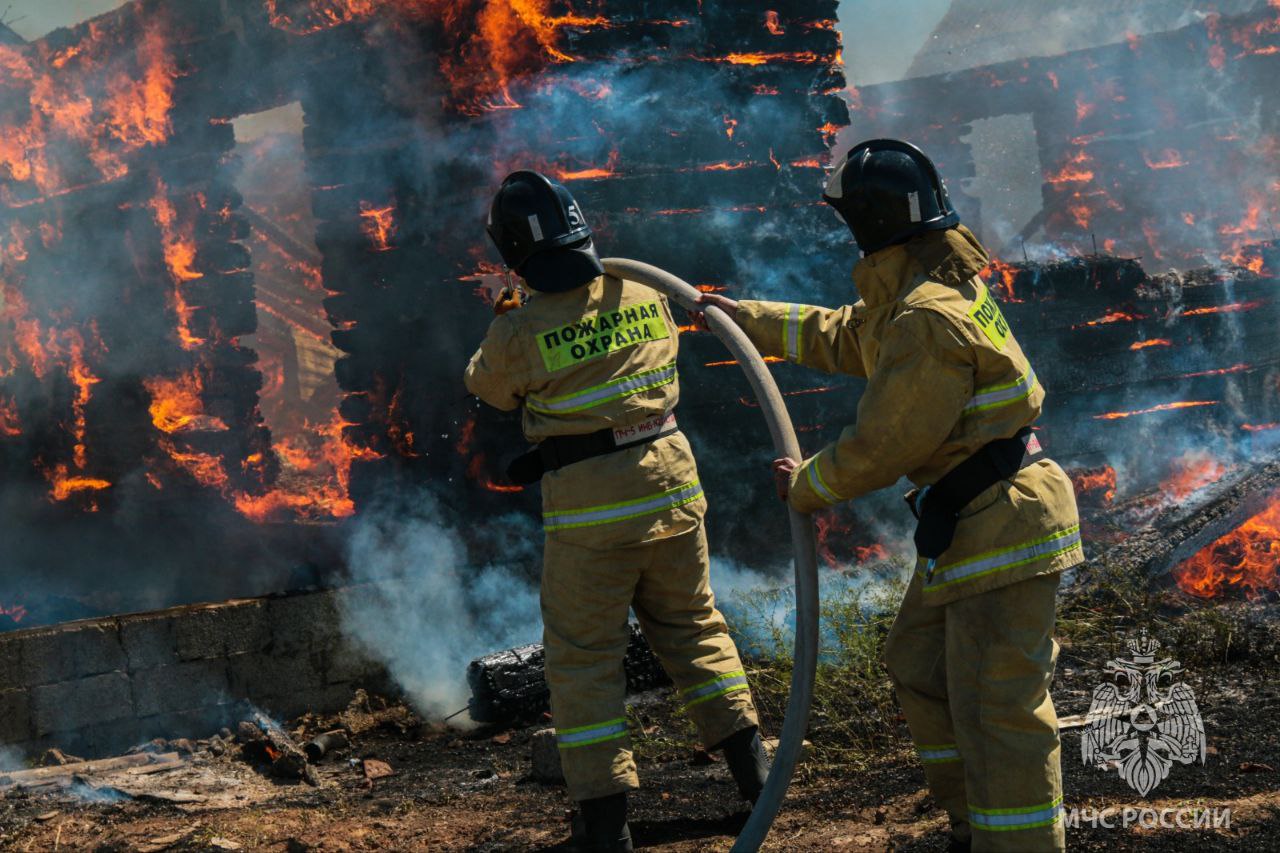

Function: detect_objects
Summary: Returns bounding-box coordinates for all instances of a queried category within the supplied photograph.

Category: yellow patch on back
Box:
[967,279,1011,351]
[536,300,670,372]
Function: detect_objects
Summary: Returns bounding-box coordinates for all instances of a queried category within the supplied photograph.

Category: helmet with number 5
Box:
[486,170,605,293]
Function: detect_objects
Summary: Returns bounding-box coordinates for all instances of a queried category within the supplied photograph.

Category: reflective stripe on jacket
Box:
[464,275,705,547]
[735,226,1083,604]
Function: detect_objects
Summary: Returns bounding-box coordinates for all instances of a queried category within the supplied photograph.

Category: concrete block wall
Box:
[0,588,391,760]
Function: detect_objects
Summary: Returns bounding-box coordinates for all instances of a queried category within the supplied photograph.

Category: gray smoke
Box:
[337,492,542,722]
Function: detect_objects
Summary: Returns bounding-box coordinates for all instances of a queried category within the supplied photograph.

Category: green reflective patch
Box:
[968,280,1011,351]
[536,301,670,372]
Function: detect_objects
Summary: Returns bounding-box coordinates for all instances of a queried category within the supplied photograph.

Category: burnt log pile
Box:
[467,623,668,725]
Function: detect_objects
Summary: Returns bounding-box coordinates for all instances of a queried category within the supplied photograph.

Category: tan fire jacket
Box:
[464,275,705,549]
[736,226,1083,604]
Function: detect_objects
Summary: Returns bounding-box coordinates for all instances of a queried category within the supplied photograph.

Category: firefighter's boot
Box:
[718,725,770,803]
[574,792,633,852]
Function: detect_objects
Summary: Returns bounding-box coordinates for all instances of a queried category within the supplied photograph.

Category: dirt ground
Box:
[2,632,1277,852]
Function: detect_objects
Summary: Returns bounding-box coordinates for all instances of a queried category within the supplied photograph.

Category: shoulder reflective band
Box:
[917,743,962,764]
[968,279,1011,351]
[543,481,704,531]
[527,362,677,415]
[556,717,628,749]
[923,525,1082,590]
[536,301,670,372]
[964,368,1038,415]
[783,303,806,362]
[970,796,1064,832]
[681,670,750,709]
[804,453,844,505]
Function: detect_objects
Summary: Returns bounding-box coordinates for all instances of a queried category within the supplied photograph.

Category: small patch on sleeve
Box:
[967,279,1011,351]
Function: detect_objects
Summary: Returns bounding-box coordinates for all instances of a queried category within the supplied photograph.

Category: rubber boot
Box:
[574,792,633,852]
[717,725,770,803]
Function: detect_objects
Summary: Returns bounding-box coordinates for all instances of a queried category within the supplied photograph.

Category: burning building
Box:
[0,0,1279,758]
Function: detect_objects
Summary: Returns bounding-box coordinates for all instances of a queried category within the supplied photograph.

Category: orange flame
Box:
[359,202,397,252]
[144,372,229,434]
[1045,148,1095,185]
[1093,401,1218,420]
[981,257,1021,301]
[1070,466,1117,503]
[1160,451,1227,501]
[0,17,176,202]
[1073,310,1145,328]
[765,11,785,35]
[0,396,19,437]
[1129,339,1172,351]
[1182,300,1263,317]
[47,465,112,502]
[716,51,823,65]
[148,181,205,349]
[1175,495,1280,599]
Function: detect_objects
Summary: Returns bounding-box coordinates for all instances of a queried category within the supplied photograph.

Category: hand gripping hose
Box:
[602,259,819,852]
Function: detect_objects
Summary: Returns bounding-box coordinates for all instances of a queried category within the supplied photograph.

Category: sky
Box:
[4,0,952,86]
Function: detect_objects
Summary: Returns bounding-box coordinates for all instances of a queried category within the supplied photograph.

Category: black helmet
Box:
[822,139,960,256]
[486,170,605,293]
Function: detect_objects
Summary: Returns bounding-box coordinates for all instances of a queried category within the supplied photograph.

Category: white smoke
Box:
[337,492,541,723]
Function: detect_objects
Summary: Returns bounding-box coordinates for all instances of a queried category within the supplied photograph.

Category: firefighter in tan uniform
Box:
[465,171,768,852]
[698,141,1082,853]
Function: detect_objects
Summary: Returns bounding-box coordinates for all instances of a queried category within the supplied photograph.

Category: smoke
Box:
[0,744,25,773]
[337,491,541,722]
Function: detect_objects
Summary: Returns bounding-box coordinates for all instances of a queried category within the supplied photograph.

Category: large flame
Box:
[1174,495,1280,599]
[0,16,177,203]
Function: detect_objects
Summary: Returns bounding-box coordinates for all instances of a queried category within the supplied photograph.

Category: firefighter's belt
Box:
[507,413,679,485]
[907,427,1041,560]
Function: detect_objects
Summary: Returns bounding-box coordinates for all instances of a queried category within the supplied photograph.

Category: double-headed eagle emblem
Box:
[1081,630,1206,795]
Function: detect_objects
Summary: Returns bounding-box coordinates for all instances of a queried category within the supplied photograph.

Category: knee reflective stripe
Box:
[916,743,962,764]
[804,454,844,505]
[784,304,806,363]
[527,362,678,415]
[681,669,750,709]
[924,525,1081,590]
[556,717,629,749]
[963,368,1037,415]
[543,481,703,531]
[970,796,1064,832]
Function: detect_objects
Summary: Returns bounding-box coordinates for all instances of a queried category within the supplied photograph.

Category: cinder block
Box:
[30,672,133,737]
[19,623,127,686]
[267,591,340,658]
[131,660,230,717]
[0,689,32,743]
[324,642,384,686]
[0,634,21,691]
[136,706,239,747]
[254,684,357,721]
[228,653,324,703]
[119,614,178,671]
[174,601,270,661]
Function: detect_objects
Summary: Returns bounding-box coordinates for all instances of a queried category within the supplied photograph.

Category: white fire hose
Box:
[603,259,820,852]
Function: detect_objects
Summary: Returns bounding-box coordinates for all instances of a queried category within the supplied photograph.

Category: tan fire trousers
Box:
[884,571,1065,852]
[542,524,759,802]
